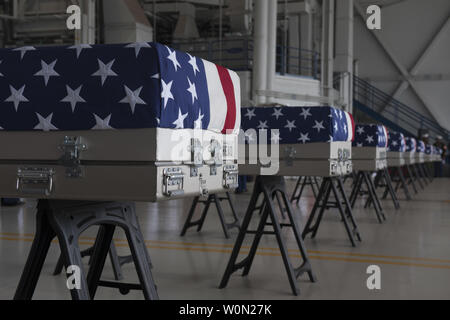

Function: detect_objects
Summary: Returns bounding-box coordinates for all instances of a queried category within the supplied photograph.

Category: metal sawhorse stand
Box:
[302,176,362,247]
[219,176,316,296]
[405,164,419,194]
[373,168,400,209]
[349,171,386,223]
[420,163,433,183]
[14,200,158,300]
[181,192,240,239]
[410,163,425,190]
[423,163,434,182]
[415,163,429,186]
[53,237,134,283]
[290,176,319,204]
[384,166,411,200]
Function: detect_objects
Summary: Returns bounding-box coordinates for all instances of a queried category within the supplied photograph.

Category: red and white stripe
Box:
[382,125,389,147]
[202,59,241,134]
[344,111,355,141]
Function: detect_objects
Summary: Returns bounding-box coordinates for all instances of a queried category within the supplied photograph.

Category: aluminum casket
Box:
[0,42,240,201]
[239,106,354,177]
[386,131,406,167]
[404,137,417,165]
[414,140,426,163]
[352,124,388,171]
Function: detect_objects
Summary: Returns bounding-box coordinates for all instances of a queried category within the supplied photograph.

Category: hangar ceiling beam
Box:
[354,2,440,120]
[390,14,450,101]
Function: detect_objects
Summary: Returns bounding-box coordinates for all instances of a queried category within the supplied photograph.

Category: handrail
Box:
[171,39,320,79]
[352,75,449,141]
[354,77,439,128]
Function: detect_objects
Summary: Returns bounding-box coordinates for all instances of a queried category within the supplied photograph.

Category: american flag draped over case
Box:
[240,106,355,144]
[405,137,417,152]
[425,144,433,155]
[0,42,240,134]
[416,140,426,153]
[353,124,388,148]
[387,131,406,152]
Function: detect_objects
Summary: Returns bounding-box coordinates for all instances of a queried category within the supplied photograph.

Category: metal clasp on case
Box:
[206,139,223,176]
[330,161,338,176]
[163,167,184,197]
[187,138,203,177]
[16,167,55,196]
[58,136,87,178]
[223,164,239,189]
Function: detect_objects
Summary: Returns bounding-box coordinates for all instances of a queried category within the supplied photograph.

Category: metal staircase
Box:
[352,75,450,141]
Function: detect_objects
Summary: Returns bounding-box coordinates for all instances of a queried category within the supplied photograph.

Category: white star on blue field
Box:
[0,42,212,131]
[241,106,352,144]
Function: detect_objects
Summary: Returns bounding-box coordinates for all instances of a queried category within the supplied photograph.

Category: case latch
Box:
[342,149,350,161]
[16,167,55,196]
[206,139,223,175]
[58,136,87,178]
[223,142,233,158]
[330,161,338,176]
[337,148,344,162]
[187,138,203,177]
[163,167,184,197]
[223,164,239,189]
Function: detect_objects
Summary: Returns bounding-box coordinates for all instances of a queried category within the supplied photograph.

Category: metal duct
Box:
[103,0,153,44]
[226,0,252,35]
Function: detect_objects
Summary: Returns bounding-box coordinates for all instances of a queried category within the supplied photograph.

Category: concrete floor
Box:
[0,177,449,300]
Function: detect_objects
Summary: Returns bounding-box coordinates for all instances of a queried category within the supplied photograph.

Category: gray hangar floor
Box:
[0,178,449,300]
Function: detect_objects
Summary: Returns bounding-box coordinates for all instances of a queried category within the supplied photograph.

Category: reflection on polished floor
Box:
[0,178,449,300]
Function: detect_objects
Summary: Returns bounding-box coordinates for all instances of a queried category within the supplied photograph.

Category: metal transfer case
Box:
[352,124,388,171]
[239,141,353,177]
[0,42,240,201]
[414,140,426,164]
[424,144,434,162]
[239,106,354,177]
[433,147,443,162]
[387,152,405,167]
[404,137,417,165]
[386,131,406,167]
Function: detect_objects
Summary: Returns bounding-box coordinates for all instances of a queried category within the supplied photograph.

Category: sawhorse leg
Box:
[14,200,158,300]
[382,168,400,209]
[416,163,429,186]
[397,166,412,200]
[412,164,425,189]
[181,193,240,239]
[219,176,316,296]
[424,163,432,182]
[302,177,361,247]
[351,171,385,223]
[406,165,418,194]
[53,239,130,281]
[291,176,319,205]
[384,167,411,201]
